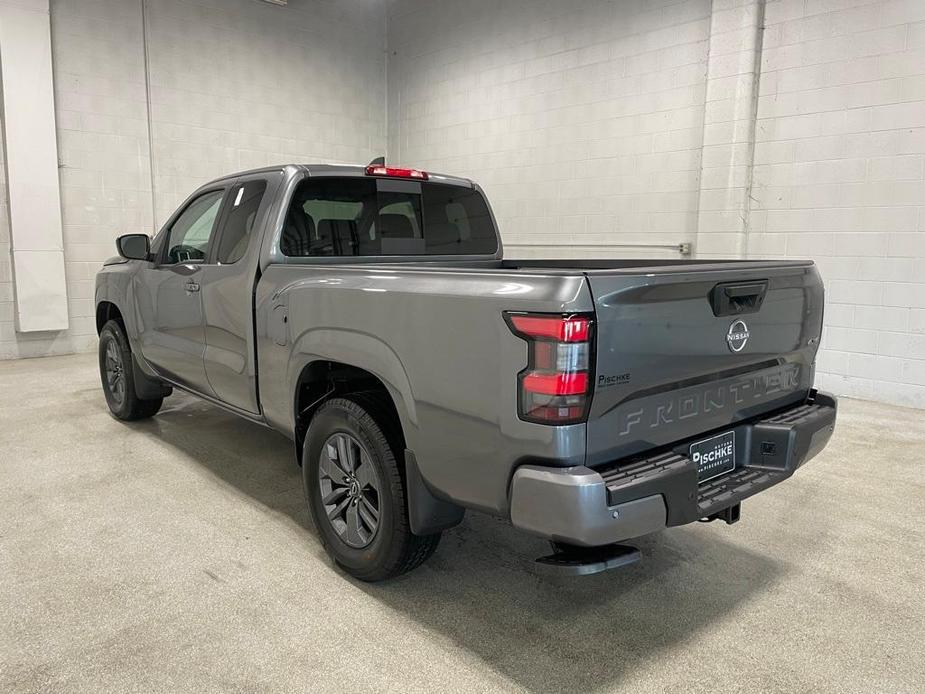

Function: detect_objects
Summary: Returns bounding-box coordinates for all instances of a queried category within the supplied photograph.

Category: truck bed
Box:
[280,257,813,275]
[499,258,811,273]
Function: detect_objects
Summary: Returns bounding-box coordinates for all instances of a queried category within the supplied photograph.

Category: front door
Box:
[136,188,226,393]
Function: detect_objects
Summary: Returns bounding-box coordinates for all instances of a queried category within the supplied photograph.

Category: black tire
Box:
[303,396,440,581]
[98,320,163,420]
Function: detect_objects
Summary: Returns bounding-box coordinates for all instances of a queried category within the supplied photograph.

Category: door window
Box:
[165,190,225,264]
[216,180,268,264]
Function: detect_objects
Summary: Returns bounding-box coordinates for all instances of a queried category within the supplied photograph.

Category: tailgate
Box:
[585,261,824,466]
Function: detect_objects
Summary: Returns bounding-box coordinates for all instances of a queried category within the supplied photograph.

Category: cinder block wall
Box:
[144,0,386,225]
[39,0,155,355]
[749,0,925,407]
[0,0,386,359]
[387,0,713,260]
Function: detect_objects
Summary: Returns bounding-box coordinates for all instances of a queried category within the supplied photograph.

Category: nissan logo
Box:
[726,319,749,352]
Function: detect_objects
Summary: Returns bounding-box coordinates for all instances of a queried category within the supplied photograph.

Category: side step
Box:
[534,543,641,576]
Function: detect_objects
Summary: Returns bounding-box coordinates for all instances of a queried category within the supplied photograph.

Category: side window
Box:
[165,190,224,264]
[216,180,267,264]
[281,179,377,257]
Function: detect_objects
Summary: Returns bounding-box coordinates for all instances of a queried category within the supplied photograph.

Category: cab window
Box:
[216,180,267,264]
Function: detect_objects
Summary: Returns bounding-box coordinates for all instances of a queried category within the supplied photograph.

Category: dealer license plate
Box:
[690,431,735,482]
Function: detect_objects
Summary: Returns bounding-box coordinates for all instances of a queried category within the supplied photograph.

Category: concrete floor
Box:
[0,353,922,693]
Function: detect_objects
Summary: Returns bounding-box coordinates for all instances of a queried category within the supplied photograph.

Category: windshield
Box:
[280,178,498,257]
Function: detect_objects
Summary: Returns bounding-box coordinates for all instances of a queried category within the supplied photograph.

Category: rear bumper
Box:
[509,390,837,547]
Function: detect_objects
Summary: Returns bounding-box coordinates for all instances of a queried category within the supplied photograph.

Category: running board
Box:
[534,543,641,576]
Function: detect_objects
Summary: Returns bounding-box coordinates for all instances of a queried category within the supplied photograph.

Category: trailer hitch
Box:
[701,502,741,525]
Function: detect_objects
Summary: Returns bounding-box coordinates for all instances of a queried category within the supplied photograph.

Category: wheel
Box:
[98,320,163,420]
[303,396,440,581]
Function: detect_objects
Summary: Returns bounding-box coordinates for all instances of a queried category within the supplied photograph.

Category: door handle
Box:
[185,280,200,293]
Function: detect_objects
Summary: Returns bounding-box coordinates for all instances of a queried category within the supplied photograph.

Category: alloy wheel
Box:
[104,339,126,407]
[318,432,382,548]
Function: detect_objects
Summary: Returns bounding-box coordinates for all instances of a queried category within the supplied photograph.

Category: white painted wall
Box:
[387,0,712,260]
[750,0,925,408]
[45,0,154,355]
[0,0,386,359]
[144,0,386,226]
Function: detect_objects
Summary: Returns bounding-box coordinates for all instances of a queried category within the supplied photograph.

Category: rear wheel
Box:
[304,396,440,581]
[98,320,163,420]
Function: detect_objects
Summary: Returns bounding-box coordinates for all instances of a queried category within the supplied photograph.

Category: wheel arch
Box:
[292,360,406,467]
[293,359,464,536]
[96,299,171,402]
[96,300,125,335]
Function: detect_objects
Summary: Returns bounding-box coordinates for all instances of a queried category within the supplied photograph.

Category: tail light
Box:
[505,312,594,424]
[365,165,428,180]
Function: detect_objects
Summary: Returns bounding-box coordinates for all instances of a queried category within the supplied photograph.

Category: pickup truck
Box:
[95,163,837,580]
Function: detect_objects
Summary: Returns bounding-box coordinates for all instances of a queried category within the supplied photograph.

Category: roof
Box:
[207,163,474,188]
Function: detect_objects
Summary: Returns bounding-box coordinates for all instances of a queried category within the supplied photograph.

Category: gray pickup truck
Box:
[95,163,836,580]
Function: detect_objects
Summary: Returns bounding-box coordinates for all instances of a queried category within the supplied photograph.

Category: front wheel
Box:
[303,396,440,581]
[99,320,163,420]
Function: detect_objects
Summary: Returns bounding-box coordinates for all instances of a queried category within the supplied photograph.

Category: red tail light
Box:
[521,372,589,396]
[505,312,594,424]
[508,314,590,342]
[365,165,428,180]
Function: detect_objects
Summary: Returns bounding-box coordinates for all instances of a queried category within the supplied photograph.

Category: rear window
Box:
[280,178,498,257]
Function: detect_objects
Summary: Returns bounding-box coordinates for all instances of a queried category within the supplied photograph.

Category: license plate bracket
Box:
[690,431,736,482]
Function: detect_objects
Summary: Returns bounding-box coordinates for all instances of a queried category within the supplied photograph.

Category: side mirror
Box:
[116,233,151,261]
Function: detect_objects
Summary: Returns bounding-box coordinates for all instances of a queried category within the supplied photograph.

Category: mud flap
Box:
[405,450,464,535]
[132,355,172,400]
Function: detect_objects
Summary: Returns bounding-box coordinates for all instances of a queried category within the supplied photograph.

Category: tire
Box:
[98,319,163,420]
[303,396,440,581]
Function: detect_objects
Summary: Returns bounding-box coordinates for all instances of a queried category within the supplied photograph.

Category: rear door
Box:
[136,188,228,393]
[200,172,281,413]
[584,262,824,466]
